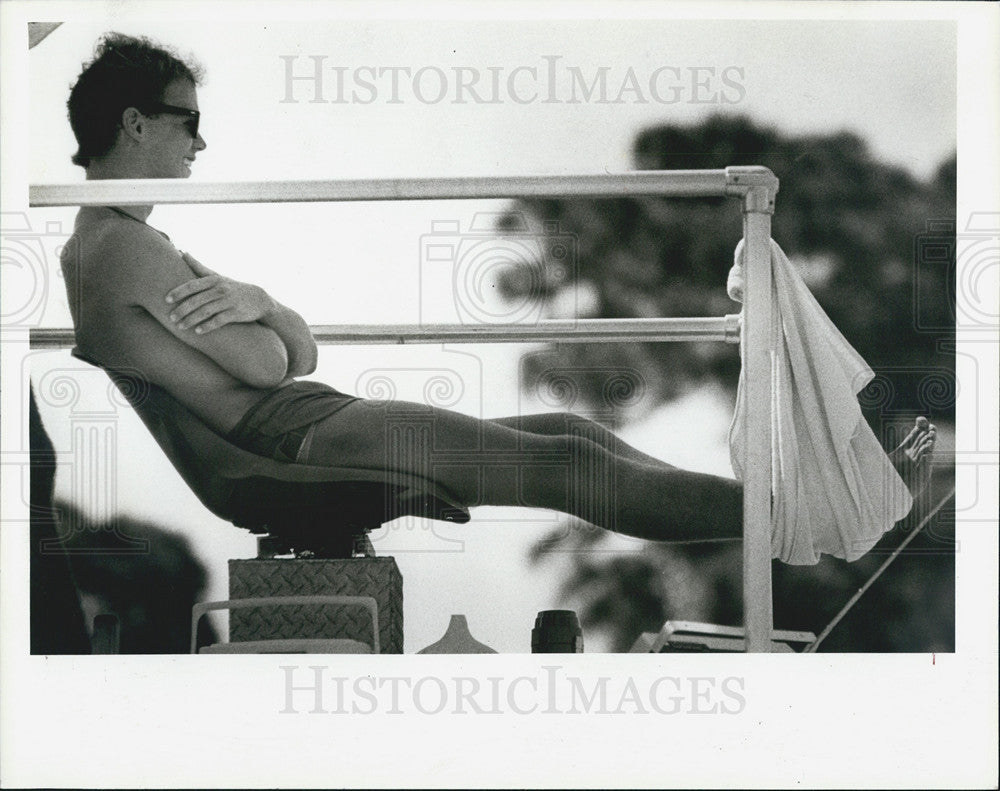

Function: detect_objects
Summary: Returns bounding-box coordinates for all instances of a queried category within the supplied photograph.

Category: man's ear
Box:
[119,107,145,142]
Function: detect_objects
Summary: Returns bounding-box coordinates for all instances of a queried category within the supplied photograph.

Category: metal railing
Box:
[29,315,743,349]
[29,169,762,206]
[28,166,778,651]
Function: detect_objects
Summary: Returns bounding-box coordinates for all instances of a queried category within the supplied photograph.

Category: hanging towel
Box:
[727,239,912,565]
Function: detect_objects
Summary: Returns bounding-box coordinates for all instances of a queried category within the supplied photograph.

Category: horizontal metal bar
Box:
[29,170,734,207]
[29,316,741,349]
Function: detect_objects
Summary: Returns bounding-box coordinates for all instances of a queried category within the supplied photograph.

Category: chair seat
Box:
[72,349,470,558]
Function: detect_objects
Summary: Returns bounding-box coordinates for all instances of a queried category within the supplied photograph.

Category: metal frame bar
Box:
[738,185,776,653]
[30,170,736,207]
[190,595,380,654]
[28,166,778,652]
[29,316,742,349]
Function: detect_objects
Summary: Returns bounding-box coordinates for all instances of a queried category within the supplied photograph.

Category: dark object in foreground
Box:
[532,609,584,653]
[29,386,91,655]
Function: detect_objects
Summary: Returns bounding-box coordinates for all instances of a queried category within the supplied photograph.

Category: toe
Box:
[900,423,921,447]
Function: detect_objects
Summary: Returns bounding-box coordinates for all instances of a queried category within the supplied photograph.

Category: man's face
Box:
[140,78,206,178]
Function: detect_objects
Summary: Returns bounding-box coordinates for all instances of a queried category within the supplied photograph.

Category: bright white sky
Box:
[21,13,959,654]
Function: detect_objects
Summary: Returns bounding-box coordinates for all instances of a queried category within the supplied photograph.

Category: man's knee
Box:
[563,432,613,463]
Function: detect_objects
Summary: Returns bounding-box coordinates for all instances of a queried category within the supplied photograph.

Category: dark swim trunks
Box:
[226,380,359,462]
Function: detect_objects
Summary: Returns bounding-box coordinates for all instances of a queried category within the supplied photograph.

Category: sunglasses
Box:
[141,102,200,139]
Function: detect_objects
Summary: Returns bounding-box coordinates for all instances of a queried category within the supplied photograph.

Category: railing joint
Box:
[725,166,778,214]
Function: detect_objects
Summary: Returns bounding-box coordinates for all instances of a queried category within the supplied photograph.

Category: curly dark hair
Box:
[67,33,204,168]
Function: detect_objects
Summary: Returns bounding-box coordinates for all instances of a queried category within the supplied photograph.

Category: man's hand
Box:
[165,252,277,334]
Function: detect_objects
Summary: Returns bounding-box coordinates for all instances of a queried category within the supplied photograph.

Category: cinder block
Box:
[228,557,403,653]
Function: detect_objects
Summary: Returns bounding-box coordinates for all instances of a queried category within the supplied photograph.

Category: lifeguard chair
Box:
[73,350,469,653]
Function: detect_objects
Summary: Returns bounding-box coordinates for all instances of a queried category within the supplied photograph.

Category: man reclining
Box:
[60,34,935,550]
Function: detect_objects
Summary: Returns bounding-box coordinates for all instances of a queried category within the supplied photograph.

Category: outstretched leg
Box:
[489,412,676,470]
[300,400,743,543]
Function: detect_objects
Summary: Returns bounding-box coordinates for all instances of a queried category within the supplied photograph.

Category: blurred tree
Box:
[54,501,218,654]
[499,114,956,424]
[507,115,955,651]
[531,481,954,653]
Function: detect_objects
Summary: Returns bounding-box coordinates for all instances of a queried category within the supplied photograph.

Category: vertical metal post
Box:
[741,186,775,652]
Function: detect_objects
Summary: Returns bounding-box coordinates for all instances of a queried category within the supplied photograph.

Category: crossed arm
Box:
[166,251,318,378]
[96,222,317,389]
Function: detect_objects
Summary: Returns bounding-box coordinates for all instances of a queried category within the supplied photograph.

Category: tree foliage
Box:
[500,114,956,423]
[54,501,217,654]
[508,115,956,651]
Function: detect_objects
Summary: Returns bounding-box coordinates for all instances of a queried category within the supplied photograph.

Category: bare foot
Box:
[889,416,936,498]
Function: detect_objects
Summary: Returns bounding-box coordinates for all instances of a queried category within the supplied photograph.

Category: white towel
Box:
[727,239,912,565]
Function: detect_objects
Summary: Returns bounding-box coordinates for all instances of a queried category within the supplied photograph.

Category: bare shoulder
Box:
[71,210,190,306]
[64,207,290,395]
